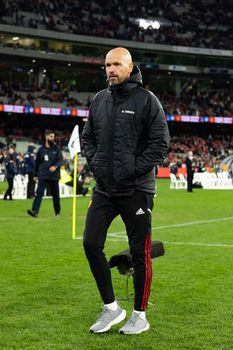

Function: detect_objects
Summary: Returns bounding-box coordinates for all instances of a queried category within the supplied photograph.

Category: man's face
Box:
[105,51,133,85]
[188,151,193,159]
[46,133,55,142]
[8,148,14,154]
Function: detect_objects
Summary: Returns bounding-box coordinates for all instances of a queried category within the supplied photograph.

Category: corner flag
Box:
[68,125,81,240]
[68,125,81,158]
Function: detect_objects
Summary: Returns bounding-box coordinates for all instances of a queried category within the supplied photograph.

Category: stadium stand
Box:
[0,0,233,195]
[1,0,233,50]
[0,79,233,117]
[1,113,232,174]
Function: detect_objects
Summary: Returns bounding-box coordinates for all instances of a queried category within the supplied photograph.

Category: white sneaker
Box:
[90,305,126,333]
[119,312,150,335]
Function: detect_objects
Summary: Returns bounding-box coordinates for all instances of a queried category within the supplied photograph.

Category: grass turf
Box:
[0,180,233,350]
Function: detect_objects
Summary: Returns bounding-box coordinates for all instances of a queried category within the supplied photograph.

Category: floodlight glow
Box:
[12,37,19,41]
[138,19,160,30]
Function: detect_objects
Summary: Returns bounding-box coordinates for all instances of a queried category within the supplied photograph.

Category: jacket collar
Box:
[108,65,143,94]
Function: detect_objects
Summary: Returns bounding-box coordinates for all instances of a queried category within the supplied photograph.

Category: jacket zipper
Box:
[108,90,117,196]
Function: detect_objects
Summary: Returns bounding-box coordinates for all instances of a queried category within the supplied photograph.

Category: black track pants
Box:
[32,179,60,214]
[83,190,154,311]
[4,177,14,199]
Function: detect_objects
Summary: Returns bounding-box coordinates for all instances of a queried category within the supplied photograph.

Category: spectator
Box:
[1,0,233,50]
[3,146,18,200]
[170,161,178,176]
[185,151,195,192]
[24,144,36,198]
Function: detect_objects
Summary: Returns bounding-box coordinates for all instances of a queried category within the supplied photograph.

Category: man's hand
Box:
[33,176,38,182]
[49,166,57,172]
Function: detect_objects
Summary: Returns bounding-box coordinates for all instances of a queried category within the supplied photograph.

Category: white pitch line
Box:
[76,236,233,247]
[110,216,233,235]
[107,232,127,238]
[76,216,233,247]
[163,241,233,248]
[76,236,127,241]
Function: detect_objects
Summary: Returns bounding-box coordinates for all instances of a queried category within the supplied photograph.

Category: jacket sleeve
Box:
[34,149,41,177]
[29,153,36,170]
[5,160,14,176]
[135,92,170,177]
[82,104,97,172]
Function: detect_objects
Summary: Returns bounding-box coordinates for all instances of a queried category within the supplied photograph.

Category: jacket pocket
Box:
[114,159,136,186]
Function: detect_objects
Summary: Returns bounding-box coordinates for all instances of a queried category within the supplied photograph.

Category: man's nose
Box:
[108,66,115,74]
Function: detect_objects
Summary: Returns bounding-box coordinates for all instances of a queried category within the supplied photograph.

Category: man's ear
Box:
[128,62,133,74]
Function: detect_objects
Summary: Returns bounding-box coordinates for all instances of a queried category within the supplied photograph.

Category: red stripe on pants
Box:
[141,233,152,310]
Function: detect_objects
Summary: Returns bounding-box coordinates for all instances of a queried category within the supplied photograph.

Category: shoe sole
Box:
[90,309,126,333]
[119,322,150,335]
[27,210,37,218]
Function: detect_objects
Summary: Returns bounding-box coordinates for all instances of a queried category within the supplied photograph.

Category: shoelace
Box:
[125,314,138,327]
[96,307,111,322]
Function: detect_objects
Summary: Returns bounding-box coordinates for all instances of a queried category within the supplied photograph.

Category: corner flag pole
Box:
[72,153,78,240]
[68,125,81,240]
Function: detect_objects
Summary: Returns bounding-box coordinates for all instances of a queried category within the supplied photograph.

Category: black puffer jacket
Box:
[34,144,63,181]
[82,66,170,197]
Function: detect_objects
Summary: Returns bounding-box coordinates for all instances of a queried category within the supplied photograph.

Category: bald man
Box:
[82,47,169,334]
[105,47,133,85]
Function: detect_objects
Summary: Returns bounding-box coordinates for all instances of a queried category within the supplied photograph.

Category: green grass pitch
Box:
[0,180,233,350]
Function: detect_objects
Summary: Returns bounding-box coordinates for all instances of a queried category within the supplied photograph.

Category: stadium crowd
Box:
[1,0,233,50]
[158,90,233,117]
[1,79,233,117]
[0,120,71,147]
[1,114,232,175]
[168,134,233,173]
[0,79,92,108]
